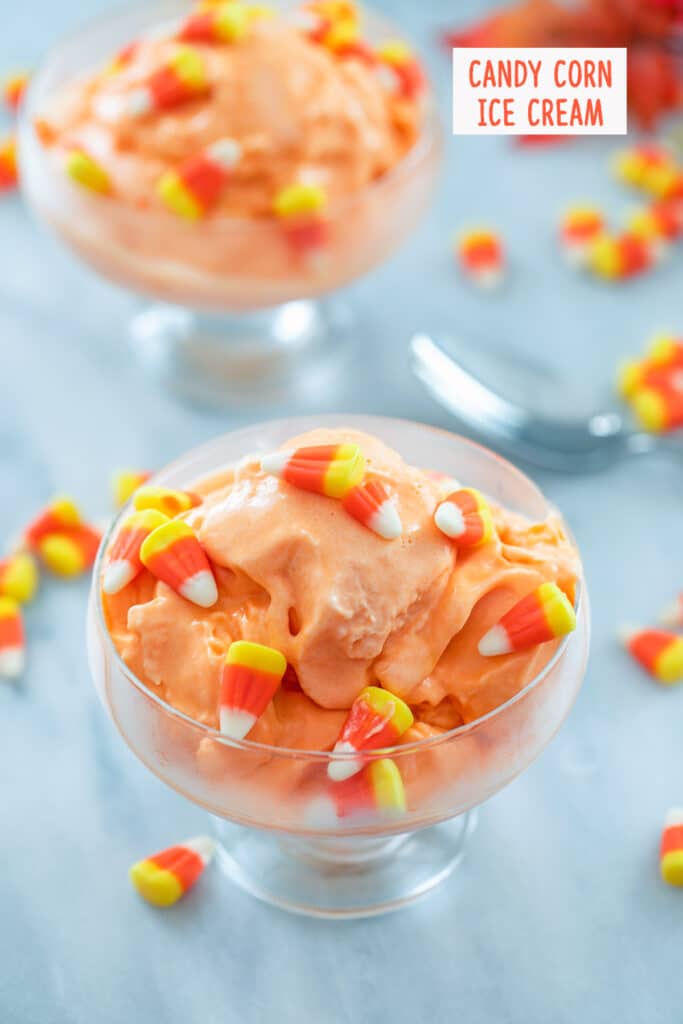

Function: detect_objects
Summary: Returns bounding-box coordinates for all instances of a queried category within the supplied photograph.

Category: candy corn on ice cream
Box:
[26,2,437,308]
[101,427,581,819]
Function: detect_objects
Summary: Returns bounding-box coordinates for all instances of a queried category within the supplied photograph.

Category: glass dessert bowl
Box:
[87,415,589,918]
[19,1,441,404]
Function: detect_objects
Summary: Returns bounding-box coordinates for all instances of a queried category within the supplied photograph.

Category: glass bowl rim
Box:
[20,0,442,233]
[93,413,585,763]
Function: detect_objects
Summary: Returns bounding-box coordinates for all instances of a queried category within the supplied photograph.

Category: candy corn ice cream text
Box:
[28,2,434,307]
[102,428,580,778]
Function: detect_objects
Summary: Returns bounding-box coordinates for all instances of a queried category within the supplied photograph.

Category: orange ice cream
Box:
[102,428,580,756]
[28,3,438,308]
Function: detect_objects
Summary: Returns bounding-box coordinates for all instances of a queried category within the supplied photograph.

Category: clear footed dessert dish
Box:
[20,1,441,403]
[87,415,590,918]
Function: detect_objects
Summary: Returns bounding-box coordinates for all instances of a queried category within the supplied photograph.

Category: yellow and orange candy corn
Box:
[299,1,358,43]
[479,581,576,657]
[38,523,102,578]
[328,686,413,781]
[140,519,218,607]
[457,229,505,288]
[157,137,242,220]
[129,835,215,907]
[0,136,18,192]
[302,4,367,60]
[24,495,82,548]
[647,333,683,370]
[342,479,402,540]
[375,39,425,101]
[311,758,406,825]
[273,183,329,257]
[613,144,677,194]
[103,509,169,595]
[588,232,654,280]
[133,486,201,518]
[124,47,209,118]
[111,469,152,508]
[219,640,287,739]
[617,333,683,401]
[177,3,250,44]
[64,148,111,195]
[260,442,365,499]
[0,597,25,678]
[661,593,683,628]
[0,552,38,604]
[3,71,29,111]
[628,200,683,247]
[632,380,683,433]
[660,809,683,887]
[434,487,494,548]
[621,627,683,684]
[559,205,605,267]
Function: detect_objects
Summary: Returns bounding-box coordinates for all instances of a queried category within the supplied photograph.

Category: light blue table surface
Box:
[2,2,682,1022]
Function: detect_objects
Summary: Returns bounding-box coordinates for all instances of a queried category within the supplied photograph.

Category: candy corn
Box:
[661,594,683,628]
[311,759,406,824]
[559,206,605,267]
[587,232,654,280]
[632,382,683,433]
[620,627,683,684]
[140,519,217,607]
[273,183,327,219]
[157,137,242,220]
[24,495,82,548]
[3,71,29,111]
[434,488,494,548]
[478,581,576,657]
[647,333,683,369]
[342,480,402,540]
[64,148,111,195]
[177,3,250,44]
[124,47,209,118]
[0,136,18,191]
[111,469,152,508]
[273,183,328,256]
[219,640,287,739]
[616,333,683,400]
[628,200,683,246]
[103,509,169,594]
[260,443,365,499]
[129,835,215,906]
[0,597,25,678]
[133,486,201,518]
[0,552,38,604]
[298,0,359,44]
[375,40,425,100]
[660,809,683,886]
[457,229,505,288]
[613,144,677,193]
[328,686,413,781]
[38,524,102,578]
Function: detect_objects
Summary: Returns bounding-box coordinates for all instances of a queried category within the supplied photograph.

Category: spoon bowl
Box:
[411,332,680,473]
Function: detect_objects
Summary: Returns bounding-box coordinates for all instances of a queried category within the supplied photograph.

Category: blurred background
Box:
[1,2,681,1023]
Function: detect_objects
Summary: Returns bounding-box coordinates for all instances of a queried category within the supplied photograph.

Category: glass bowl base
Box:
[211,812,477,919]
[128,297,357,408]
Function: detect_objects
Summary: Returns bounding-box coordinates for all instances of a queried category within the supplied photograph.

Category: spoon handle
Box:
[624,431,683,459]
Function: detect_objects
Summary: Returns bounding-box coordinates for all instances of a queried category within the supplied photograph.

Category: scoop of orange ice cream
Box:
[43,11,420,217]
[103,428,579,746]
[31,6,435,307]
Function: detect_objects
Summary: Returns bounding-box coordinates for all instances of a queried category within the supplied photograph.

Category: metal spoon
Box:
[411,331,682,472]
